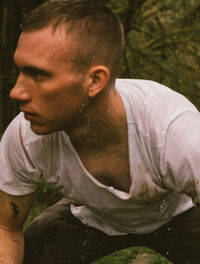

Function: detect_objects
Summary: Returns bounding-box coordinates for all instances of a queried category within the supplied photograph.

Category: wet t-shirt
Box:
[0,79,200,235]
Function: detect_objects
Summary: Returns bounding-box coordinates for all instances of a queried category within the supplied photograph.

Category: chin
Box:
[30,124,58,135]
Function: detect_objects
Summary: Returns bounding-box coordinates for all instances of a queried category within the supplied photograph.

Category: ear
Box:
[85,66,110,98]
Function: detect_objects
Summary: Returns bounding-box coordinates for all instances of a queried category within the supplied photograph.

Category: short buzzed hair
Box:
[21,0,124,81]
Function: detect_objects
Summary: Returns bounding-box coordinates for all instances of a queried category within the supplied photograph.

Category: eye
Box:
[31,71,46,81]
[23,67,52,82]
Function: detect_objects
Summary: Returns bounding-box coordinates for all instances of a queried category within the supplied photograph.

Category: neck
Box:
[65,85,127,151]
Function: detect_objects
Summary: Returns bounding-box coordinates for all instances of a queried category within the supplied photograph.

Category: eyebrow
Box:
[13,54,53,77]
[21,66,53,77]
[14,61,53,78]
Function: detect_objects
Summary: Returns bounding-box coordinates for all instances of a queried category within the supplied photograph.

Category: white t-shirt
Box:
[0,79,200,235]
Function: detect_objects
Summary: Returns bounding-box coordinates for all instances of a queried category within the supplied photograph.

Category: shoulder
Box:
[115,79,200,164]
[116,78,197,110]
[115,78,198,132]
[0,113,70,195]
[0,112,39,151]
[1,113,23,150]
[1,113,61,167]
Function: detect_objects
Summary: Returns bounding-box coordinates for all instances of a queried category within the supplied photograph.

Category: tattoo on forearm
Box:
[10,202,20,218]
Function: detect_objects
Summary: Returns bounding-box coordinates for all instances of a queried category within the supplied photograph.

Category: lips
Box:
[20,108,38,121]
[24,112,37,121]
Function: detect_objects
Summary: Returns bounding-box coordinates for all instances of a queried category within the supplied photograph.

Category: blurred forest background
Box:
[0,0,200,134]
[0,0,199,263]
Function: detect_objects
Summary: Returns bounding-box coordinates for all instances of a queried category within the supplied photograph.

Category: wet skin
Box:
[10,25,90,135]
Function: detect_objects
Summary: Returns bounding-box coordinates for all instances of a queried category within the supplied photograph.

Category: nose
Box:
[10,74,31,102]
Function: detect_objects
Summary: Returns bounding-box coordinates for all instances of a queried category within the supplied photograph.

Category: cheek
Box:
[36,78,87,112]
[57,83,87,108]
[43,92,81,116]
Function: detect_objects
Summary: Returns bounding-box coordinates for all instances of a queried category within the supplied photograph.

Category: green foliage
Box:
[35,181,63,205]
[110,0,200,108]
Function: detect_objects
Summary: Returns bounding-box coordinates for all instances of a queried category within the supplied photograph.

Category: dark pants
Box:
[23,198,200,264]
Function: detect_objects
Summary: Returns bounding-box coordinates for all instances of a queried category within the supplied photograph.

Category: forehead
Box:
[14,25,74,68]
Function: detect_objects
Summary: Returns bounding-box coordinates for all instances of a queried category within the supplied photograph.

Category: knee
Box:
[23,203,70,264]
[24,201,70,241]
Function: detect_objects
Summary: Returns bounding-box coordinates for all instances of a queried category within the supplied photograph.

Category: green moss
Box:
[91,247,172,264]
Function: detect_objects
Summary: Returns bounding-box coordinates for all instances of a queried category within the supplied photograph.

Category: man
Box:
[0,0,200,263]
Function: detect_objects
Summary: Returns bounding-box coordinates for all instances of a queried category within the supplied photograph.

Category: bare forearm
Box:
[0,226,24,264]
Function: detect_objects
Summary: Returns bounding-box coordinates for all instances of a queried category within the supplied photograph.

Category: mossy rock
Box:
[91,247,172,264]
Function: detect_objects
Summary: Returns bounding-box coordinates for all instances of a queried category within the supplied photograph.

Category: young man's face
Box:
[10,25,89,135]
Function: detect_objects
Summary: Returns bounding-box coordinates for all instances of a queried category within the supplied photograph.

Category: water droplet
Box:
[83,239,87,246]
[167,226,172,232]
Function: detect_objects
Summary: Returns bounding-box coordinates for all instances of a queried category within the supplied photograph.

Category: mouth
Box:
[24,112,37,121]
[21,109,38,121]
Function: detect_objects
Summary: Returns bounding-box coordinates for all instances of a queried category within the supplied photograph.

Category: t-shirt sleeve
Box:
[0,114,42,195]
[161,109,200,203]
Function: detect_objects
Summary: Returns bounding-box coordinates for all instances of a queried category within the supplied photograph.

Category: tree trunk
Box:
[0,0,44,133]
